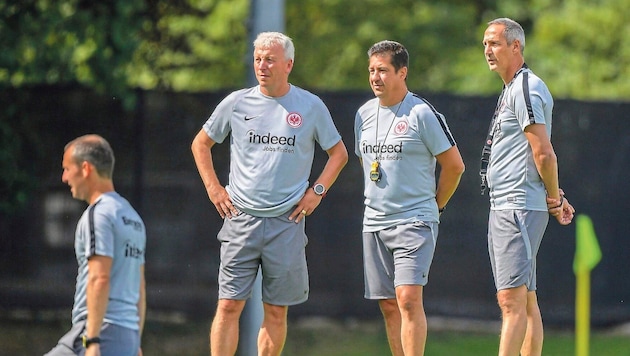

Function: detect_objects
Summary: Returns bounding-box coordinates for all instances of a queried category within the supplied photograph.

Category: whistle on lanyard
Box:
[370,161,381,182]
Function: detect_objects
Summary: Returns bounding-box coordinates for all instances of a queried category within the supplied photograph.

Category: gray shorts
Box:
[44,319,140,356]
[217,210,309,305]
[488,209,549,291]
[363,220,438,299]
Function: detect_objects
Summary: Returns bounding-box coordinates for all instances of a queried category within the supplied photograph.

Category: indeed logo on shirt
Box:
[247,130,296,146]
[361,141,403,154]
[124,241,144,259]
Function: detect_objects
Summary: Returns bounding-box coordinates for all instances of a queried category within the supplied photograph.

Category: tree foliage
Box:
[0,0,147,102]
[528,0,630,99]
[129,0,249,91]
[291,0,630,99]
[285,0,484,93]
[3,0,628,98]
[451,0,630,99]
[1,0,146,214]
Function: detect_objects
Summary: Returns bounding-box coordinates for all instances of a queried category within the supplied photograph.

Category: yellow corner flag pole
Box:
[574,214,602,356]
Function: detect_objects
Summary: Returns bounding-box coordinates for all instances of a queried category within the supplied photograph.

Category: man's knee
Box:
[497,285,528,313]
[262,303,288,322]
[215,299,246,319]
[379,298,399,316]
[396,285,423,314]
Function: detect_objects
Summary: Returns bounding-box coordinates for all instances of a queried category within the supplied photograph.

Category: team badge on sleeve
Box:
[286,112,303,128]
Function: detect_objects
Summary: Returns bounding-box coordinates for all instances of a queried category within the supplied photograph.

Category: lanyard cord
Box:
[375,92,407,162]
[479,63,528,194]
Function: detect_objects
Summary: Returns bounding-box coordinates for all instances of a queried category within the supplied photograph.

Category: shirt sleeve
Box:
[203,92,239,144]
[87,208,116,259]
[418,105,456,157]
[313,98,342,151]
[513,76,548,131]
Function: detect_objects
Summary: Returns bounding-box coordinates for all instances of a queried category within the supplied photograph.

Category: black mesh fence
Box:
[1,87,628,326]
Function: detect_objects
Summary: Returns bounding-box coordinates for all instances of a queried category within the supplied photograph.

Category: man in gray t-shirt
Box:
[46,135,146,356]
[481,18,575,356]
[192,32,348,356]
[355,40,465,355]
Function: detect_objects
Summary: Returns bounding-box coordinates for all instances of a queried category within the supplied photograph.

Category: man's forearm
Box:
[315,140,348,189]
[86,275,110,338]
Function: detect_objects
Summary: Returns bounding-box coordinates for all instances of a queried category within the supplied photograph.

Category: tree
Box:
[528,0,630,99]
[449,0,630,99]
[0,0,147,104]
[0,0,147,215]
[285,0,484,93]
[3,0,628,97]
[129,0,249,91]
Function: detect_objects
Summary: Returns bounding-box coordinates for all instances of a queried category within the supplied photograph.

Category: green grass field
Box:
[3,317,629,355]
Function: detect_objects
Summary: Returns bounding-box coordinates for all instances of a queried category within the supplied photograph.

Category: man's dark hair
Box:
[367,40,409,73]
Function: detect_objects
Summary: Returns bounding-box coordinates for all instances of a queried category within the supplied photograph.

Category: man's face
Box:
[368,53,407,103]
[61,147,88,202]
[253,43,293,96]
[483,23,516,75]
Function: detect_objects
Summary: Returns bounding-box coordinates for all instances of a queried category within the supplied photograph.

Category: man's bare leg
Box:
[210,299,246,356]
[257,303,288,356]
[397,285,426,356]
[379,298,404,356]
[497,285,528,356]
[520,291,543,356]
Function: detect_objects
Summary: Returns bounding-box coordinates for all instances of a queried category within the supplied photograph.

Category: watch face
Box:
[314,184,325,195]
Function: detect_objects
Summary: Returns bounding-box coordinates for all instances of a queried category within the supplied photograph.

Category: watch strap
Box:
[83,335,101,348]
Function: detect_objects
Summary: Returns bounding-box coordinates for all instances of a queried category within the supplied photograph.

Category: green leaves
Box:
[529,0,630,99]
[2,0,629,98]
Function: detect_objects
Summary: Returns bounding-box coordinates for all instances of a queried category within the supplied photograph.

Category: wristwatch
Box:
[82,335,101,348]
[312,183,327,197]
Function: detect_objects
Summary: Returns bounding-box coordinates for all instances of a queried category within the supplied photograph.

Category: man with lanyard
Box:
[481,18,575,355]
[355,40,465,355]
[191,32,348,355]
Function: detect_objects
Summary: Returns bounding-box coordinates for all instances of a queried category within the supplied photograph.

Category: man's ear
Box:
[286,58,294,74]
[399,66,408,80]
[513,40,521,53]
[81,161,92,177]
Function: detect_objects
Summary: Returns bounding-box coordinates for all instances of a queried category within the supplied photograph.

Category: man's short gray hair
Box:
[488,17,526,54]
[253,32,295,61]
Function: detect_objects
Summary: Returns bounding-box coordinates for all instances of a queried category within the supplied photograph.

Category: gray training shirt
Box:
[71,192,146,331]
[486,67,553,211]
[355,92,456,232]
[203,84,342,217]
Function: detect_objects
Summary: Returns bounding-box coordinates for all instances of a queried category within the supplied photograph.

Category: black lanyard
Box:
[479,63,528,195]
